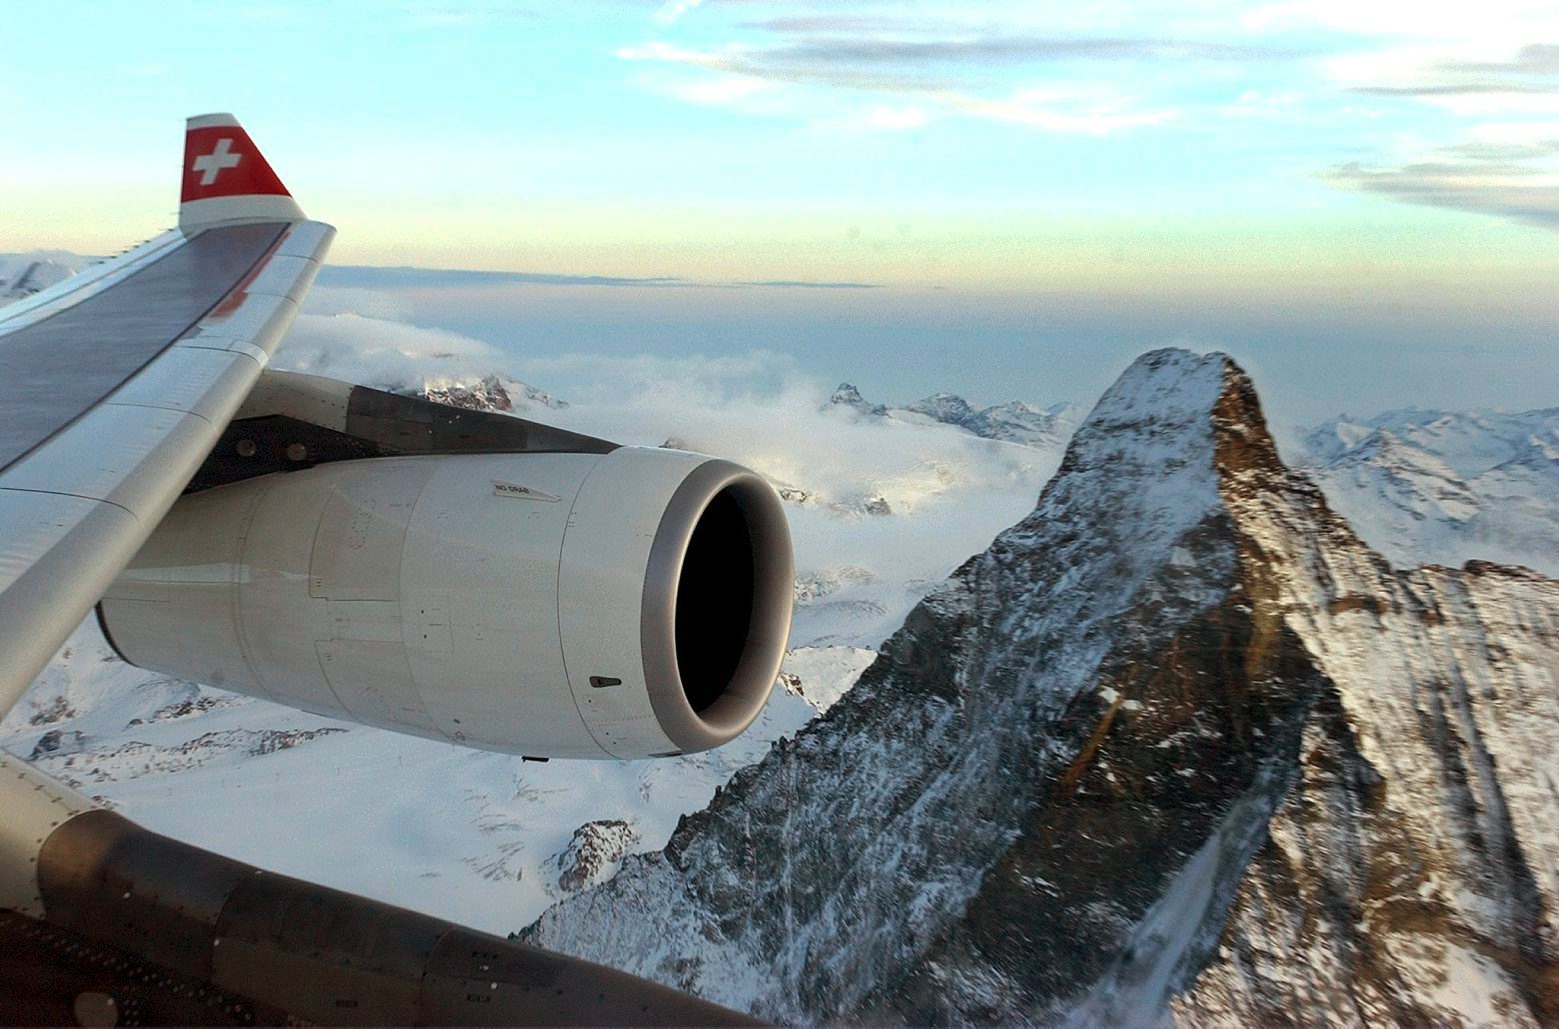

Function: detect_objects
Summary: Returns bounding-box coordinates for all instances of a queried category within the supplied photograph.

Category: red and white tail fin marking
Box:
[178,113,306,233]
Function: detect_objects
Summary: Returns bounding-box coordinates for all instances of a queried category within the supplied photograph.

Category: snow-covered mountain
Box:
[521,350,1559,1025]
[823,380,1081,450]
[902,391,1080,449]
[410,372,566,413]
[0,251,95,303]
[825,382,888,418]
[1297,407,1559,577]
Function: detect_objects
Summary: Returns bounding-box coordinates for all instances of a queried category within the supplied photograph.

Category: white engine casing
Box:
[97,447,793,759]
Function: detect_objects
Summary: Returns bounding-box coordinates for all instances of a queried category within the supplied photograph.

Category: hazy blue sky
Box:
[3,1,1556,420]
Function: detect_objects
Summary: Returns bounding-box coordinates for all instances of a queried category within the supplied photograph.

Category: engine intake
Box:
[97,447,793,759]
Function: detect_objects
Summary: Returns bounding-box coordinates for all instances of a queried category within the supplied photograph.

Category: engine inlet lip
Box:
[640,459,793,753]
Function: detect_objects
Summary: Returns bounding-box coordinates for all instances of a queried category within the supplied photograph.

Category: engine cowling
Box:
[97,447,793,759]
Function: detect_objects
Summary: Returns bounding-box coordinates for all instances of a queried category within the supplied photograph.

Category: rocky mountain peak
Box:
[907,389,1078,448]
[520,347,1558,1025]
[825,382,887,418]
[408,373,565,414]
[0,251,91,302]
[904,390,976,423]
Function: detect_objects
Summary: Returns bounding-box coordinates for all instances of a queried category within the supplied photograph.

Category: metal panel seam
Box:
[0,486,143,525]
[553,457,620,759]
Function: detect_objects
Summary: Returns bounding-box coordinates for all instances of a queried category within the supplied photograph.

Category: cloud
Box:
[659,72,778,110]
[1447,43,1559,76]
[1351,83,1557,97]
[1245,0,1559,41]
[1330,40,1559,109]
[320,266,692,289]
[1315,34,1559,225]
[1324,148,1559,229]
[617,40,948,93]
[303,286,416,321]
[619,33,1288,93]
[614,10,1292,136]
[948,88,1177,135]
[501,353,1060,593]
[618,34,1184,134]
[725,35,1286,70]
[734,279,884,288]
[511,349,803,405]
[275,312,511,388]
[317,265,883,290]
[654,0,703,26]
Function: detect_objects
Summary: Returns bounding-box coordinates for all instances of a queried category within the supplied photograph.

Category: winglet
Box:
[179,113,306,233]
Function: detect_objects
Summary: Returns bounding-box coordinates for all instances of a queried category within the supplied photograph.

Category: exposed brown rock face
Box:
[521,350,1559,1026]
[555,820,638,894]
[418,374,514,412]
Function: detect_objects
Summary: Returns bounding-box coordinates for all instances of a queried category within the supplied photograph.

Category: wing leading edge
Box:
[0,116,764,1027]
[0,114,334,719]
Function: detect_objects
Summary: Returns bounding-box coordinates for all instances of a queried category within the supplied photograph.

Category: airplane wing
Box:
[0,113,333,719]
[0,116,762,1027]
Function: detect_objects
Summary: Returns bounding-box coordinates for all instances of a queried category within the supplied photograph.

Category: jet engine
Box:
[97,443,793,759]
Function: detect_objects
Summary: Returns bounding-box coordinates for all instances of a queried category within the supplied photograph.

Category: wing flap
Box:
[0,494,143,710]
[0,405,211,514]
[273,220,334,260]
[102,346,262,422]
[242,253,322,303]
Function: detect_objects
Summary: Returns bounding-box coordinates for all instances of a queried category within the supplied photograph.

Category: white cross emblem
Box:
[192,138,242,186]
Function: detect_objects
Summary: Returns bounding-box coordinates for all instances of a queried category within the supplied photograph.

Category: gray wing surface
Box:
[0,218,334,718]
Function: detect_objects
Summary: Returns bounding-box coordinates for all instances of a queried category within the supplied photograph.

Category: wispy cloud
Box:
[1352,83,1557,97]
[711,34,1288,71]
[735,279,884,289]
[1325,134,1559,229]
[616,29,1201,134]
[618,32,1292,89]
[317,265,884,290]
[1440,43,1559,77]
[1341,42,1559,104]
[1307,20,1559,226]
[320,266,691,289]
[653,0,703,26]
[948,88,1177,135]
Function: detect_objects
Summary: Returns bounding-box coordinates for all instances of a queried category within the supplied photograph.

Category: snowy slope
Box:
[1299,407,1559,576]
[4,620,824,934]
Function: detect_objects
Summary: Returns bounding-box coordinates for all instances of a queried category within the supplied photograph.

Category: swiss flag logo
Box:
[181,125,291,202]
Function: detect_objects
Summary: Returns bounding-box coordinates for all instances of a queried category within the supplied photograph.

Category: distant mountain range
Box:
[1297,407,1559,578]
[825,381,1080,450]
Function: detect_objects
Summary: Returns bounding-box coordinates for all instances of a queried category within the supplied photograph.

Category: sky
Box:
[2,0,1557,422]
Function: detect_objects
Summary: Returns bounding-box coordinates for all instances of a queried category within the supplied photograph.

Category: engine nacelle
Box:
[97,447,793,759]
